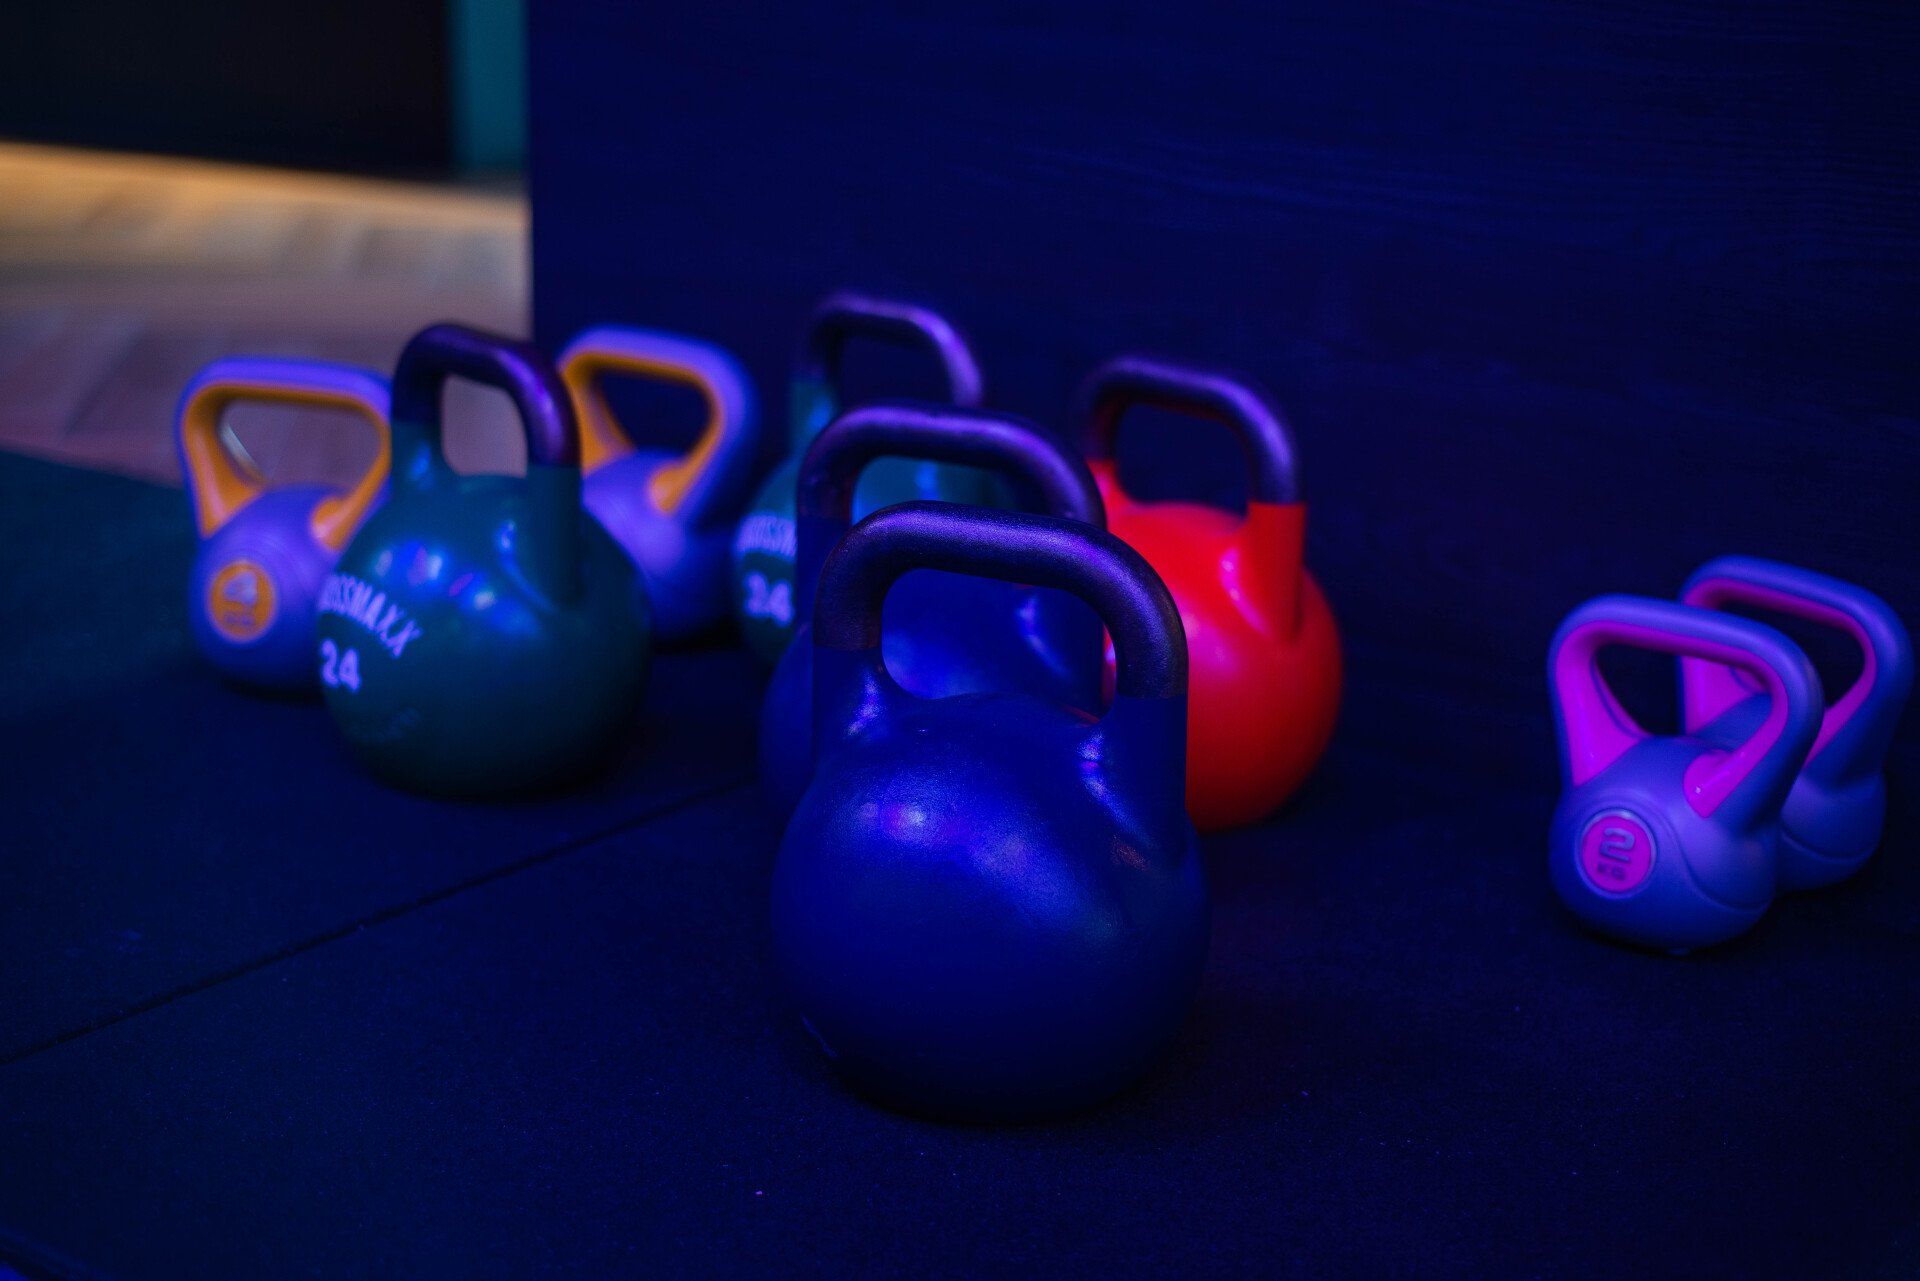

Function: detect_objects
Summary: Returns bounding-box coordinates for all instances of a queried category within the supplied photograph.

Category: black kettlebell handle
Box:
[816,502,1185,702]
[792,402,1105,628]
[1075,354,1301,504]
[390,323,585,602]
[796,293,985,409]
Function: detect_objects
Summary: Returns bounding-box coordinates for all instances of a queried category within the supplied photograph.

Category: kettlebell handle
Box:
[389,323,586,603]
[1075,354,1301,505]
[792,402,1106,626]
[557,326,760,530]
[1549,595,1822,828]
[391,323,578,471]
[816,502,1184,701]
[791,293,983,447]
[1680,556,1914,784]
[175,357,391,550]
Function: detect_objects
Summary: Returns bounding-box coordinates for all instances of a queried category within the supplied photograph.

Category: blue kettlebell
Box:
[177,357,390,693]
[558,326,760,643]
[758,402,1107,817]
[731,293,990,663]
[1547,595,1822,951]
[772,502,1207,1120]
[1679,557,1914,891]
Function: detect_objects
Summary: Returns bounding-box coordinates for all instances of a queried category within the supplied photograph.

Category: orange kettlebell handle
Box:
[175,357,392,552]
[1075,354,1306,634]
[557,326,758,526]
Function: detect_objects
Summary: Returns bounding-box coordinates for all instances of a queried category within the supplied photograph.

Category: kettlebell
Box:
[317,323,649,797]
[773,501,1207,1121]
[558,325,761,643]
[759,402,1107,816]
[177,357,390,693]
[1075,355,1341,832]
[1679,557,1914,891]
[731,292,990,663]
[1547,595,1822,951]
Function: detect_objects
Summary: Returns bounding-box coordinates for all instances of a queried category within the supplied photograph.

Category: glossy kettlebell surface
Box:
[177,357,390,693]
[1680,556,1914,891]
[318,324,648,797]
[758,401,1107,817]
[773,502,1206,1121]
[731,292,989,663]
[1077,355,1341,832]
[560,326,760,643]
[1547,595,1822,951]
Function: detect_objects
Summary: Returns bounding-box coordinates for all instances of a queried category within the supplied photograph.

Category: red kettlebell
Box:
[1075,355,1341,831]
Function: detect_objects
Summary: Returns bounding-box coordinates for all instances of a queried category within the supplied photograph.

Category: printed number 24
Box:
[319,640,361,692]
[742,572,793,625]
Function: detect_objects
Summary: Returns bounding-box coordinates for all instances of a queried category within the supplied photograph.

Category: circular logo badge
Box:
[207,560,277,643]
[1578,809,1656,896]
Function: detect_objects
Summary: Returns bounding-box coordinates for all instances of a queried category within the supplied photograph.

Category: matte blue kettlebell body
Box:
[759,403,1107,817]
[1680,557,1915,891]
[773,503,1205,1120]
[1547,595,1822,952]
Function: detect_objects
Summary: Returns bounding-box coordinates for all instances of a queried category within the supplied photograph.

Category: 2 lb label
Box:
[1578,810,1656,896]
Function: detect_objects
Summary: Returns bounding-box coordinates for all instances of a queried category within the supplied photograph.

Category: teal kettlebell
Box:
[317,323,650,797]
[730,292,989,663]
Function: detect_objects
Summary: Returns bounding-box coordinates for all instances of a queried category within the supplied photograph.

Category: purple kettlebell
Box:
[1547,595,1822,951]
[178,358,390,693]
[1680,557,1914,891]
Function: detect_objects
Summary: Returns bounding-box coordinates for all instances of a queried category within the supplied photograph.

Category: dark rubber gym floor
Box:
[3,451,1915,1279]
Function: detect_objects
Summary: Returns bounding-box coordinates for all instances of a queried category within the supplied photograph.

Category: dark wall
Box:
[528,2,1920,785]
[0,0,449,172]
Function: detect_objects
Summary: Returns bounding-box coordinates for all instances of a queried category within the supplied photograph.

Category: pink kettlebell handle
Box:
[1681,556,1914,783]
[1550,595,1821,825]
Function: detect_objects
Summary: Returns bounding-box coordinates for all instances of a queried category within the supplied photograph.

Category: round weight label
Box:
[207,560,277,643]
[1578,809,1656,896]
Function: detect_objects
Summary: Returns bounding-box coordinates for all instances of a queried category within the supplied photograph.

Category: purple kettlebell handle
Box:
[1549,595,1822,825]
[1074,354,1301,504]
[1681,556,1914,780]
[796,293,984,408]
[388,323,584,603]
[391,323,580,477]
[792,401,1105,629]
[816,501,1183,703]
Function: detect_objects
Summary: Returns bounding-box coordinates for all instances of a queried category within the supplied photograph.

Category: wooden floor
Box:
[0,141,530,489]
